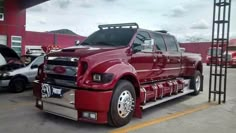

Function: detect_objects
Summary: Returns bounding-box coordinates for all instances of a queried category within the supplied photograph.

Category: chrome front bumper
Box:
[39,84,78,120]
[41,101,78,121]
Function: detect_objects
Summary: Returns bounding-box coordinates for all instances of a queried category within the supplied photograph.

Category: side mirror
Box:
[180,48,185,52]
[31,64,39,69]
[143,39,154,46]
[75,40,80,46]
[132,43,142,53]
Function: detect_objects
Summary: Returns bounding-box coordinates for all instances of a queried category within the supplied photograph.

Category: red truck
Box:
[223,39,236,67]
[33,23,203,127]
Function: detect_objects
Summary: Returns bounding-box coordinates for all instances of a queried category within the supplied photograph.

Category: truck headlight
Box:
[93,74,102,82]
[92,73,114,83]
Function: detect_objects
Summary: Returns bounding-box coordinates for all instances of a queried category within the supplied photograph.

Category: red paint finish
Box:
[0,0,26,53]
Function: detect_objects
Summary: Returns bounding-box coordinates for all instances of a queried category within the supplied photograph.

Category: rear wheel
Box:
[9,78,26,93]
[108,80,136,127]
[190,71,202,95]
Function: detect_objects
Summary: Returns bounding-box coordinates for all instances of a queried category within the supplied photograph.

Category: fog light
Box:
[82,112,97,120]
[90,113,97,120]
[82,112,89,118]
[38,100,42,106]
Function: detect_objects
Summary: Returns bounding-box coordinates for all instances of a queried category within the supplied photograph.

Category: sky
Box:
[26,0,236,42]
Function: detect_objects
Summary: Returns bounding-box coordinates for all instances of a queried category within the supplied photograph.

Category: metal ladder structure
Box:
[209,0,232,104]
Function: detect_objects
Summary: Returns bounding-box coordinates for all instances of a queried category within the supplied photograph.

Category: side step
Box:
[140,80,194,110]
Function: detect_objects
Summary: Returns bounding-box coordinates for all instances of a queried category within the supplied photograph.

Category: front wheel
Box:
[9,78,26,93]
[108,80,136,127]
[190,71,202,95]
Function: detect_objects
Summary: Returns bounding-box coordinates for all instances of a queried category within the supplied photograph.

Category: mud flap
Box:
[133,98,142,118]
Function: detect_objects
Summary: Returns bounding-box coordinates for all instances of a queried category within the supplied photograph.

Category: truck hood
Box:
[47,45,126,58]
[0,45,20,60]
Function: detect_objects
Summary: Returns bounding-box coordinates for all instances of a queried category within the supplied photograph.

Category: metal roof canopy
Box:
[19,0,49,9]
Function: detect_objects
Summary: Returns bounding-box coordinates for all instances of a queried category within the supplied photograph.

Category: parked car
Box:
[0,44,44,93]
[33,23,203,127]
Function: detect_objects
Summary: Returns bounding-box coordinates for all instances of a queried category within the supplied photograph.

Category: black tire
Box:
[9,78,26,93]
[190,71,202,95]
[108,80,136,127]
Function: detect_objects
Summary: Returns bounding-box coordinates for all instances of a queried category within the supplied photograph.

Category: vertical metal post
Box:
[209,0,217,102]
[223,0,231,103]
[209,0,231,104]
[214,0,222,101]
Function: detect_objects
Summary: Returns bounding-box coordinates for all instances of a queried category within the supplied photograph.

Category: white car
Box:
[0,45,44,93]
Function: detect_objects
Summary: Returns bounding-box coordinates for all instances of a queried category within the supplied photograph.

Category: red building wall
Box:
[180,42,211,63]
[0,0,26,53]
[25,31,86,48]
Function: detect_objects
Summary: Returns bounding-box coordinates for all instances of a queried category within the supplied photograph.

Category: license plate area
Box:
[41,83,75,108]
[42,83,63,98]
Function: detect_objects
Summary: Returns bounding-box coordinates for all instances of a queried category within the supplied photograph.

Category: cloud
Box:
[164,5,187,17]
[55,0,71,9]
[190,19,210,29]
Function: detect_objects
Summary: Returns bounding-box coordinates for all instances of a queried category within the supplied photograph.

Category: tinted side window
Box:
[133,31,153,52]
[152,33,166,51]
[165,36,178,52]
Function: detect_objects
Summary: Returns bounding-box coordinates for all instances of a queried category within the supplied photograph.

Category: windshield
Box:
[81,28,136,47]
[228,46,236,51]
[208,48,222,56]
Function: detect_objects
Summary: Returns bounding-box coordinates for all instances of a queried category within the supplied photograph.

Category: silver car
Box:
[0,45,44,93]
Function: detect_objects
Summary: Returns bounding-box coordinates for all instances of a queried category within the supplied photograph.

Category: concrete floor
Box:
[0,65,236,133]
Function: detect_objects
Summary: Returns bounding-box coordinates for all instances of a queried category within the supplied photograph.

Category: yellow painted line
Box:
[110,103,215,133]
[0,102,34,110]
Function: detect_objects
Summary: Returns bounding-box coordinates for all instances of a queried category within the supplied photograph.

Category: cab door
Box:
[163,35,182,78]
[130,31,155,83]
[151,33,168,80]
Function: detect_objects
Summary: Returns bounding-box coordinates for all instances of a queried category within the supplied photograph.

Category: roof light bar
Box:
[98,23,139,30]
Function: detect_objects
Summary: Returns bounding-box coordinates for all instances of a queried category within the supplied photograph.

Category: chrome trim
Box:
[45,64,78,77]
[45,79,77,87]
[47,57,79,62]
[43,102,78,121]
[42,86,75,108]
[152,84,158,100]
[141,87,147,104]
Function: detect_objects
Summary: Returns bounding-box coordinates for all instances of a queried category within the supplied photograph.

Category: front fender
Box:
[79,59,139,90]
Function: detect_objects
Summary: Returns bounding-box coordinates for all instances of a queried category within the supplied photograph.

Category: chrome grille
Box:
[44,56,79,87]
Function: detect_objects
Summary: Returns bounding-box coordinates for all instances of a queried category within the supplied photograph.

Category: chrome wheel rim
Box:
[195,75,201,91]
[117,90,134,118]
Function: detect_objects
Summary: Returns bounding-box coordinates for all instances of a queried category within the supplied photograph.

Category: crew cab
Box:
[0,44,44,92]
[33,23,203,127]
